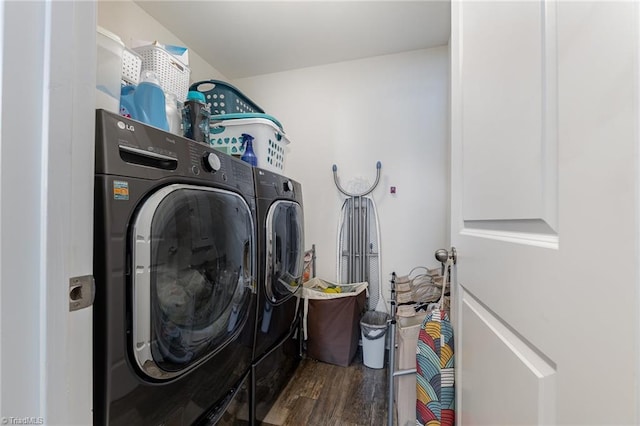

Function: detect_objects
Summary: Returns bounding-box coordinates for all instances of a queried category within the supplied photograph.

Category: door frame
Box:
[0,2,96,424]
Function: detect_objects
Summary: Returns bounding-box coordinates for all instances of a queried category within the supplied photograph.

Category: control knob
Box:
[283,180,293,192]
[202,152,221,172]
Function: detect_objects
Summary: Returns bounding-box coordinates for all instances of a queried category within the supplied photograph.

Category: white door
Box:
[451,1,639,424]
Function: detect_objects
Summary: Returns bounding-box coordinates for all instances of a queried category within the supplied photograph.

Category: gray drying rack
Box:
[387,272,416,426]
[387,248,457,426]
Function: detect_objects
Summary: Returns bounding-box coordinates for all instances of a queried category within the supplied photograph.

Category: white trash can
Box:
[360,311,390,369]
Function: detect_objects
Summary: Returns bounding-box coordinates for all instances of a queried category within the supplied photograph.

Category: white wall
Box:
[97,1,227,83]
[234,47,450,306]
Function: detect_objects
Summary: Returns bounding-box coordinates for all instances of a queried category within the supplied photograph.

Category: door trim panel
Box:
[459,286,557,425]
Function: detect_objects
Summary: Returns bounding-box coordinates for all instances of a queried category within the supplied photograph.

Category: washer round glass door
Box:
[265,200,304,304]
[131,184,255,380]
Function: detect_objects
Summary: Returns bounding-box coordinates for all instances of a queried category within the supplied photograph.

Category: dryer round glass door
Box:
[265,200,304,304]
[130,184,255,380]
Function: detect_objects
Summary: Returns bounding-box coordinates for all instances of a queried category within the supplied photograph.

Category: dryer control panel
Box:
[254,167,302,204]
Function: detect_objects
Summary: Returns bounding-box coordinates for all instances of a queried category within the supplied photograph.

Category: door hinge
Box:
[69,275,95,312]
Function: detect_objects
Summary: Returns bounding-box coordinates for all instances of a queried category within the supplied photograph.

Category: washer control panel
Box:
[95,110,255,196]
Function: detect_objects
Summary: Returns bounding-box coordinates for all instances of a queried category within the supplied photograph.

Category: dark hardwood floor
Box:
[262,348,389,426]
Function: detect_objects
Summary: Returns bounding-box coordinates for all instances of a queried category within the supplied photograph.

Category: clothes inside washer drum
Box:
[153,265,247,365]
[156,268,211,324]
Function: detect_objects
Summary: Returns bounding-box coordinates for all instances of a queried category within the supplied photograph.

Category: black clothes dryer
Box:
[93,110,257,425]
[251,168,305,423]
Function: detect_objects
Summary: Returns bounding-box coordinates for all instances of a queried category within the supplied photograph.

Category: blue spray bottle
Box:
[240,133,258,166]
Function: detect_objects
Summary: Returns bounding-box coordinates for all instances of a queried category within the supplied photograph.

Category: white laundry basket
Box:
[209,117,290,174]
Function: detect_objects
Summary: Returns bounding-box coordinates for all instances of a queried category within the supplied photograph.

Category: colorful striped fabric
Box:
[416,308,455,426]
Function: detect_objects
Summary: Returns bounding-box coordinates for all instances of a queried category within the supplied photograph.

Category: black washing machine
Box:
[251,168,305,423]
[93,110,257,425]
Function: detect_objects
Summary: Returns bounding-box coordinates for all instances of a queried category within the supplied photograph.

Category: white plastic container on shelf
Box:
[209,116,290,174]
[133,44,191,102]
[121,47,142,86]
[96,26,125,113]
